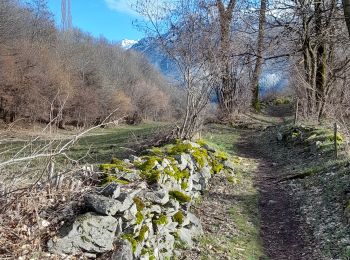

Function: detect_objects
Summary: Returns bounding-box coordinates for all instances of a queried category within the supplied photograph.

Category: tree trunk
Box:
[216,0,236,118]
[251,0,267,111]
[314,1,327,121]
[343,0,350,38]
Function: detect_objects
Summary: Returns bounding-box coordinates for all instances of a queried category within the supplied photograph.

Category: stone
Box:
[85,194,121,215]
[48,213,118,254]
[117,193,135,212]
[148,204,162,214]
[203,143,216,153]
[199,167,211,180]
[129,155,141,163]
[177,228,193,247]
[144,189,169,205]
[224,160,235,171]
[162,158,171,168]
[112,239,133,260]
[120,171,141,182]
[183,140,201,148]
[165,199,180,212]
[99,183,121,199]
[187,212,202,228]
[174,153,194,171]
[155,232,175,258]
[123,204,137,222]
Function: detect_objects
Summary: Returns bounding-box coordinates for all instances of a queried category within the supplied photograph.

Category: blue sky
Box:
[46,0,144,42]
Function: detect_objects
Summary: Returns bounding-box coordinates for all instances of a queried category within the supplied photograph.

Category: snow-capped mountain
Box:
[131,37,179,80]
[120,39,139,49]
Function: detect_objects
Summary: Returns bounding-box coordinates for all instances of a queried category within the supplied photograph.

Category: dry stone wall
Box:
[48,140,235,259]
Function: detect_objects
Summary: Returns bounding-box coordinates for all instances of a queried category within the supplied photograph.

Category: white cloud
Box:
[104,0,139,16]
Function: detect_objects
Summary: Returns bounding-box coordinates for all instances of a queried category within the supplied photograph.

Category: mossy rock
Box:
[214,151,228,161]
[136,211,144,225]
[172,211,184,225]
[191,147,209,168]
[210,159,224,174]
[133,196,146,211]
[153,214,168,225]
[141,248,156,260]
[169,190,191,203]
[136,225,149,242]
[101,174,129,185]
[99,164,118,172]
[168,141,193,155]
[121,234,137,253]
[181,180,189,190]
[137,156,162,171]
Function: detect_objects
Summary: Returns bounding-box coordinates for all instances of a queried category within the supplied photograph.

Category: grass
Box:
[0,123,167,185]
[0,123,166,164]
[67,123,167,163]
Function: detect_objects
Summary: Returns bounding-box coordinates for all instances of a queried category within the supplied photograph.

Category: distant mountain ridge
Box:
[120,39,139,49]
[131,37,179,80]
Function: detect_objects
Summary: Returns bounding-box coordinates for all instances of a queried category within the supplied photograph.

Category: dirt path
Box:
[236,129,319,260]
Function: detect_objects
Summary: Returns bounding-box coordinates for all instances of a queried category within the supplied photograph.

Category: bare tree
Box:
[251,0,267,110]
[136,0,216,139]
[215,0,237,117]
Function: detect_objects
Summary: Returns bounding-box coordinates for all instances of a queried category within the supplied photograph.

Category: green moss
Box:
[136,225,149,242]
[169,141,192,155]
[153,214,168,225]
[211,159,224,174]
[227,175,237,183]
[104,158,134,173]
[181,181,189,190]
[138,156,162,171]
[215,151,228,161]
[133,196,145,211]
[121,234,137,253]
[163,158,190,181]
[172,211,184,225]
[101,174,129,185]
[99,164,118,172]
[144,170,161,185]
[197,139,208,147]
[148,147,163,156]
[141,248,156,259]
[136,211,144,224]
[111,158,125,165]
[169,190,191,203]
[191,147,208,168]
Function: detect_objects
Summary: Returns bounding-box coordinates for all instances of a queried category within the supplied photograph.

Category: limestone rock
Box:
[174,153,194,171]
[120,171,141,182]
[48,213,118,254]
[144,189,169,205]
[112,239,133,260]
[123,204,137,222]
[117,193,135,212]
[85,194,121,215]
[99,182,121,199]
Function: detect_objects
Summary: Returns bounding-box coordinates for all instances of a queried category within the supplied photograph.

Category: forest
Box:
[0,0,350,259]
[0,0,184,128]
